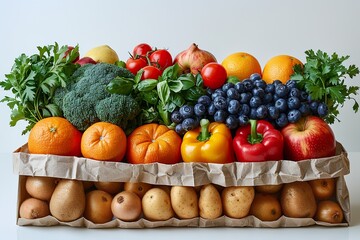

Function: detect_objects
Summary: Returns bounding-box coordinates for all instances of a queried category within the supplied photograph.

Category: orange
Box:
[126,123,182,164]
[81,122,126,162]
[262,55,303,84]
[28,117,82,156]
[221,52,262,80]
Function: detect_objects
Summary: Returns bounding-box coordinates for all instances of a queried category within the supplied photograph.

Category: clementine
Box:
[28,117,82,156]
[262,55,303,84]
[126,123,182,164]
[81,122,126,162]
[221,52,261,80]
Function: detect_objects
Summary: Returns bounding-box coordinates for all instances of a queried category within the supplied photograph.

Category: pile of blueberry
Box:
[171,73,328,135]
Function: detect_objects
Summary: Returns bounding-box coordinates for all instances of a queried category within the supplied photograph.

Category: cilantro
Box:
[0,43,80,134]
[291,49,359,124]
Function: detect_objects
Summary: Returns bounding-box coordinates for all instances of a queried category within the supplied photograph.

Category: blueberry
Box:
[275,84,289,98]
[249,96,262,108]
[250,73,262,81]
[252,87,265,99]
[228,99,241,114]
[287,96,301,110]
[310,101,319,114]
[265,84,275,94]
[235,82,245,93]
[179,105,194,118]
[276,113,288,128]
[286,80,297,89]
[287,109,302,123]
[263,93,273,104]
[288,88,300,98]
[207,103,216,116]
[299,102,311,116]
[194,103,206,117]
[222,82,235,92]
[300,91,309,102]
[254,79,267,89]
[240,103,250,116]
[182,118,196,131]
[273,80,283,86]
[238,114,249,126]
[171,110,183,124]
[275,98,288,113]
[273,94,280,102]
[214,110,228,122]
[175,124,186,135]
[268,106,280,120]
[240,92,252,104]
[317,102,328,117]
[213,96,227,110]
[250,108,257,119]
[226,115,238,130]
[256,105,268,119]
[197,95,211,106]
[243,79,254,91]
[227,88,240,100]
[211,90,226,99]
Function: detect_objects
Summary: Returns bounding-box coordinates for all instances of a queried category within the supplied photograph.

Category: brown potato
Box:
[142,188,174,221]
[315,200,344,223]
[309,178,336,200]
[19,198,50,219]
[250,193,282,221]
[170,186,198,219]
[199,184,222,219]
[255,184,283,194]
[111,191,142,222]
[25,176,56,201]
[94,182,123,195]
[124,182,152,198]
[84,190,113,224]
[222,186,255,218]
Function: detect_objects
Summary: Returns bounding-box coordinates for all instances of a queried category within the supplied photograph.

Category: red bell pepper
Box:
[233,119,284,162]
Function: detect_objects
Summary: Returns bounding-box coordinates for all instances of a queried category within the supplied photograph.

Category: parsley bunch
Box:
[291,49,359,124]
[0,43,80,134]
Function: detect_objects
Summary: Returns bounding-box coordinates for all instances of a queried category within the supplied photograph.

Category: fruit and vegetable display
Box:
[2,42,358,228]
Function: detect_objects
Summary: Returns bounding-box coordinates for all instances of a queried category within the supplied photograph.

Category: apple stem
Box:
[248,119,263,144]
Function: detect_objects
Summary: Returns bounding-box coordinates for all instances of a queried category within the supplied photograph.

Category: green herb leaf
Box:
[157,81,170,104]
[106,77,134,95]
[168,79,183,93]
[137,79,158,92]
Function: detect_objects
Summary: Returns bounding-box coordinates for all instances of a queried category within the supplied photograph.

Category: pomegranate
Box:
[174,43,217,74]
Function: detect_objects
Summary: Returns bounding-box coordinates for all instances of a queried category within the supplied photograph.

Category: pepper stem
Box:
[248,119,263,144]
[197,119,211,142]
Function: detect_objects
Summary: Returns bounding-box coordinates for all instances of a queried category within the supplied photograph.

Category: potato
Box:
[19,198,50,219]
[170,186,198,219]
[124,182,152,198]
[25,176,56,201]
[94,182,123,195]
[84,190,113,224]
[111,191,142,221]
[199,184,222,219]
[142,188,174,221]
[222,186,255,218]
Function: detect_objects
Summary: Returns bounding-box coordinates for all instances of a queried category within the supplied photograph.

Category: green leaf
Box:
[170,93,186,107]
[327,85,346,103]
[183,87,206,102]
[178,74,195,90]
[137,79,158,92]
[115,60,126,68]
[140,90,158,105]
[195,74,204,87]
[106,76,134,95]
[168,79,183,93]
[227,76,240,84]
[134,69,143,84]
[157,81,170,104]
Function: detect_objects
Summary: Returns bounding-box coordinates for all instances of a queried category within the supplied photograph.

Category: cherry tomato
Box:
[133,43,152,58]
[126,58,147,75]
[149,49,173,71]
[201,63,228,89]
[141,66,162,80]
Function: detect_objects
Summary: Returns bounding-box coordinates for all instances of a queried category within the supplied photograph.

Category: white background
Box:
[0,0,359,239]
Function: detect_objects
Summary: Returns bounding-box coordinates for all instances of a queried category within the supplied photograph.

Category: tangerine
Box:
[262,55,303,84]
[28,117,82,156]
[221,52,261,80]
[81,122,126,162]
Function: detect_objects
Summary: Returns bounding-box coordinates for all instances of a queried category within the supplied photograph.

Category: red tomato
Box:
[201,63,227,89]
[126,58,147,75]
[149,49,173,71]
[141,66,162,80]
[133,43,152,58]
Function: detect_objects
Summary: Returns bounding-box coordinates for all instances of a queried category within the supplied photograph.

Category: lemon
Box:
[84,45,119,64]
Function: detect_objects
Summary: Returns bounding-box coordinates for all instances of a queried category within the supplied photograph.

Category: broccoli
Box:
[54,63,140,132]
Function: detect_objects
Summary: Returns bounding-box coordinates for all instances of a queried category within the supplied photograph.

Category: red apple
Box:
[281,116,336,161]
[76,57,97,66]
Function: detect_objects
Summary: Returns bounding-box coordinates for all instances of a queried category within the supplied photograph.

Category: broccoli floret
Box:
[54,63,140,132]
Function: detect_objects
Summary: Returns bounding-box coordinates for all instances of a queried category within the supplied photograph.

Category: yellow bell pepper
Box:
[181,119,235,163]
